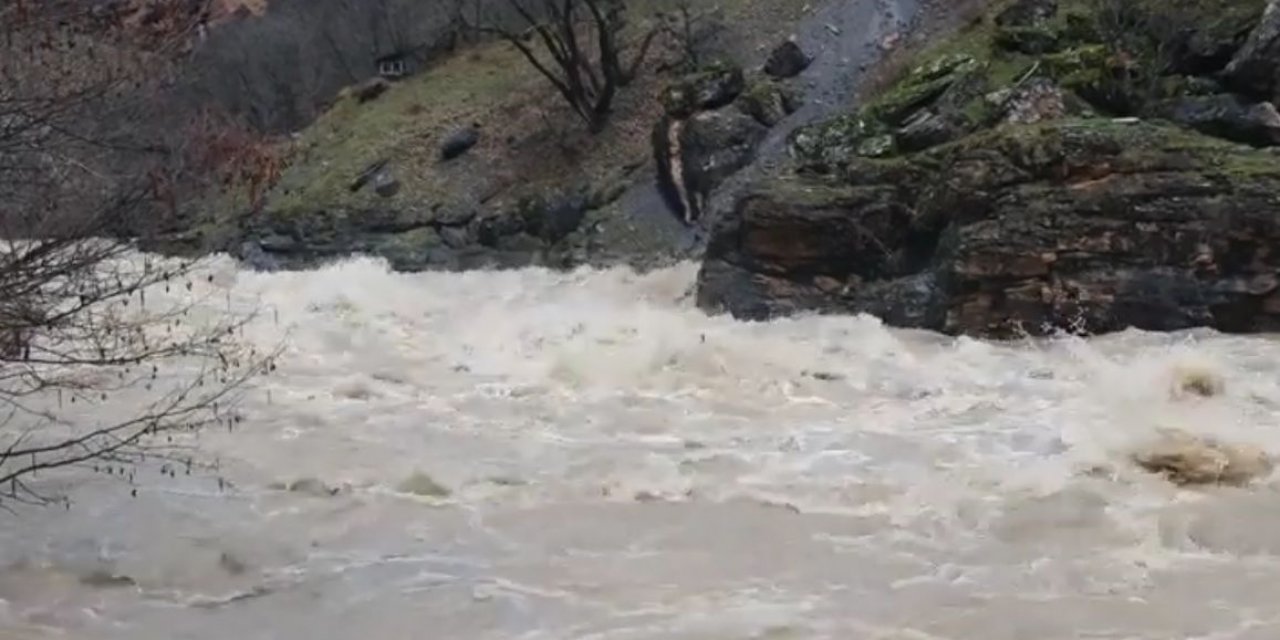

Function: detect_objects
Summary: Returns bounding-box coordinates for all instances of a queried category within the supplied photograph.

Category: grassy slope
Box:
[251,0,816,228]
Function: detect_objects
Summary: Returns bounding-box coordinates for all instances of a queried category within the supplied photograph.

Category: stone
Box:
[471,211,526,248]
[354,77,391,103]
[1001,78,1068,124]
[654,109,768,224]
[991,0,1063,54]
[1132,429,1273,487]
[789,113,894,171]
[1216,0,1278,88]
[994,25,1062,55]
[994,0,1057,27]
[1153,93,1280,147]
[697,120,1280,337]
[520,192,588,244]
[737,78,803,127]
[895,110,958,152]
[438,225,471,249]
[431,201,479,227]
[371,227,447,271]
[373,170,401,197]
[763,39,811,78]
[440,125,480,161]
[348,158,389,193]
[660,61,746,118]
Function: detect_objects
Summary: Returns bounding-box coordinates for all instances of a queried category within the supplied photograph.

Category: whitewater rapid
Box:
[5,255,1280,639]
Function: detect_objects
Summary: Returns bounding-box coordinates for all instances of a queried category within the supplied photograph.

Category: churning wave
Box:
[4,253,1280,639]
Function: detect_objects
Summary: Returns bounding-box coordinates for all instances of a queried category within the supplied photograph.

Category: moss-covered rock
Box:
[789,113,894,170]
[736,76,802,127]
[660,61,747,118]
[700,118,1280,336]
[697,0,1280,338]
[994,25,1064,55]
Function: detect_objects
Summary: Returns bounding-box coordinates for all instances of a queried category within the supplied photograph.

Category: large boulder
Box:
[518,192,589,244]
[994,0,1057,27]
[696,120,1280,337]
[999,78,1071,124]
[736,77,803,127]
[1152,93,1280,146]
[654,109,768,224]
[660,62,746,118]
[993,0,1060,55]
[763,40,811,79]
[1224,0,1280,101]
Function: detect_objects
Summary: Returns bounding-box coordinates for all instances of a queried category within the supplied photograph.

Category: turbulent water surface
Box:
[5,256,1280,639]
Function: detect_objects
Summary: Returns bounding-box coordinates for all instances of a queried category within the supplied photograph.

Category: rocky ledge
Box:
[697,0,1280,337]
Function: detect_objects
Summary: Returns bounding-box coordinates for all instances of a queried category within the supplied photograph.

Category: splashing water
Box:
[4,254,1280,639]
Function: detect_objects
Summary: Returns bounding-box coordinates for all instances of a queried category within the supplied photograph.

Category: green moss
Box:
[867,72,964,125]
[994,25,1063,55]
[790,113,893,168]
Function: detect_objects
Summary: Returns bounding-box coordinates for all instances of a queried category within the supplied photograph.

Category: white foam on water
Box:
[4,253,1280,639]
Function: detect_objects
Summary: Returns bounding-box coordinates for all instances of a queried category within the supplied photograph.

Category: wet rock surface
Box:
[698,119,1280,337]
[698,0,1280,338]
[653,62,800,225]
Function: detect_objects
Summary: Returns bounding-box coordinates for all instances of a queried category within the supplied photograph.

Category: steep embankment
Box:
[168,0,962,273]
[172,0,820,272]
[697,0,1280,338]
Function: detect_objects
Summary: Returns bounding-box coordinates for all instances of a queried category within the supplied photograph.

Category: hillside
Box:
[161,0,961,272]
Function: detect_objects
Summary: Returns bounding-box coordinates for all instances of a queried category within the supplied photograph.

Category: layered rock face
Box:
[697,0,1280,337]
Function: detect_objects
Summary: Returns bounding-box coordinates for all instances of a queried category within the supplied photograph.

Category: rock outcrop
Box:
[1225,0,1280,101]
[1153,93,1280,146]
[659,62,747,118]
[654,62,802,225]
[697,0,1280,337]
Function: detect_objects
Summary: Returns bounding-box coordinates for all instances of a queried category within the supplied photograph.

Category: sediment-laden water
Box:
[4,255,1280,639]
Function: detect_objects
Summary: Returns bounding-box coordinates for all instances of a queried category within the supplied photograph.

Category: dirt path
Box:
[610,0,928,256]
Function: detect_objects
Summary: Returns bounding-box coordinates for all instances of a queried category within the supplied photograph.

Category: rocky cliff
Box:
[697,0,1280,337]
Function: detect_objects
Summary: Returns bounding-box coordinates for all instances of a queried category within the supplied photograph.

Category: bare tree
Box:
[0,0,274,508]
[465,0,661,133]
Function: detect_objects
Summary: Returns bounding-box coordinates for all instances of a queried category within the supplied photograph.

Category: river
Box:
[3,255,1280,639]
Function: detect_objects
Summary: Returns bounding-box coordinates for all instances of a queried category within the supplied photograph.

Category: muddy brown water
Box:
[3,255,1280,639]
